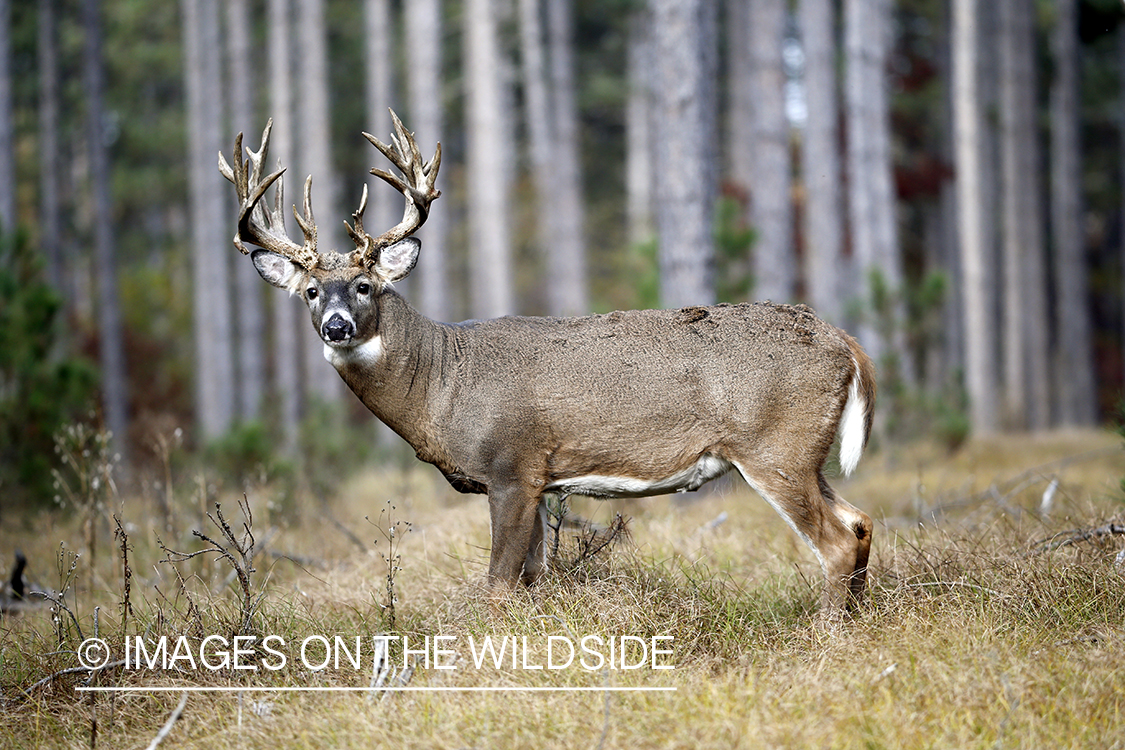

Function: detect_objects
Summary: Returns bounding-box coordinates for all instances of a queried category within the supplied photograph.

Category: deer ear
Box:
[251,249,304,294]
[374,237,420,283]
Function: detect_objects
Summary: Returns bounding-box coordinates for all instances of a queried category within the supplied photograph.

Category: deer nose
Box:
[323,314,354,342]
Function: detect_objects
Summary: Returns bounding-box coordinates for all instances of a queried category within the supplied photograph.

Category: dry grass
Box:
[2,430,1124,748]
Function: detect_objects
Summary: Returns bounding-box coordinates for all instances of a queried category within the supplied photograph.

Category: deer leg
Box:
[521,500,551,586]
[734,463,868,614]
[486,485,542,598]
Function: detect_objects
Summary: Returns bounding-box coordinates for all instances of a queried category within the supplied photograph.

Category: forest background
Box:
[2,0,1124,506]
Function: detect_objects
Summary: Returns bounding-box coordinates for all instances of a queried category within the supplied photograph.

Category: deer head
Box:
[218,110,441,353]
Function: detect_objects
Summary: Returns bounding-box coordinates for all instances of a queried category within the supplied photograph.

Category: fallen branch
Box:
[144,691,189,750]
[22,660,127,697]
[1028,522,1125,555]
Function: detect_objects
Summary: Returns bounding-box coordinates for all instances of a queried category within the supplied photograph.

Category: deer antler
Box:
[346,108,442,268]
[218,119,320,270]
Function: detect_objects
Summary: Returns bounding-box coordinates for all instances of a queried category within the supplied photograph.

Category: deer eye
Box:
[356,282,372,296]
[306,287,318,300]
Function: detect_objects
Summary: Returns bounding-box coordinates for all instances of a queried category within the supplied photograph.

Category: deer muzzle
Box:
[322,313,355,343]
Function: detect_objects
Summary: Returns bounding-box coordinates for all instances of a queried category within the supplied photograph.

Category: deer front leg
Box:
[486,484,543,599]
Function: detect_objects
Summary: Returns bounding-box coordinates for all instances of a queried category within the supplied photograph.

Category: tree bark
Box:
[1050,0,1096,425]
[296,0,342,404]
[38,0,63,293]
[953,0,997,433]
[545,0,587,315]
[844,0,903,369]
[82,0,130,454]
[184,0,234,441]
[267,0,301,451]
[651,0,718,309]
[799,0,845,324]
[0,0,14,238]
[998,0,1048,429]
[464,0,516,318]
[365,0,400,249]
[625,9,655,247]
[405,0,449,321]
[743,0,794,303]
[226,0,266,424]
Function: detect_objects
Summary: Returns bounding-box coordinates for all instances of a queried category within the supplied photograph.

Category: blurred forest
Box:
[1,0,1124,506]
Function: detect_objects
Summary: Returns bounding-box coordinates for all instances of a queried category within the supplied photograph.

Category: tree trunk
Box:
[267,0,301,451]
[651,0,718,309]
[799,0,845,324]
[1050,0,1096,425]
[184,0,234,441]
[405,0,449,322]
[844,0,904,372]
[0,0,14,238]
[84,0,130,453]
[296,0,342,404]
[625,9,655,246]
[953,0,997,433]
[38,0,63,293]
[464,0,516,318]
[519,0,555,313]
[544,0,587,316]
[365,0,400,249]
[226,0,266,424]
[998,0,1048,430]
[743,0,793,303]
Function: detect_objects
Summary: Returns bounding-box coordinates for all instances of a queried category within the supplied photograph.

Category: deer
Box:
[218,111,877,615]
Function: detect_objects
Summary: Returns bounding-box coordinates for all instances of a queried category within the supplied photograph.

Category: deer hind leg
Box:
[734,463,872,614]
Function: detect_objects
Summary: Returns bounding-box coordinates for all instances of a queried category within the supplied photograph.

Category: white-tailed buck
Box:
[219,112,877,613]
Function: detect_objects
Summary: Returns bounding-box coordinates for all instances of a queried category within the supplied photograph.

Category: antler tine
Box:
[351,108,442,267]
[218,119,319,270]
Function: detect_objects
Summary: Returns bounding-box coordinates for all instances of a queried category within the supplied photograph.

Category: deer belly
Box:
[545,454,733,499]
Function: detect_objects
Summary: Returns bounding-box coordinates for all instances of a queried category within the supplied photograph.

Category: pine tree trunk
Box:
[519,0,555,314]
[365,0,400,248]
[1050,0,1096,425]
[465,0,516,318]
[38,0,63,293]
[625,9,655,246]
[651,0,718,309]
[953,0,997,433]
[86,0,132,451]
[998,0,1048,430]
[845,0,904,362]
[799,0,845,324]
[183,0,233,441]
[226,0,266,424]
[745,0,793,303]
[405,0,449,321]
[0,0,14,237]
[296,0,342,404]
[267,0,301,451]
[545,0,587,315]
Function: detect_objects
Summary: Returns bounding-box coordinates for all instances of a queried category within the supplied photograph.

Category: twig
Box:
[22,660,127,697]
[1027,522,1125,555]
[143,691,189,750]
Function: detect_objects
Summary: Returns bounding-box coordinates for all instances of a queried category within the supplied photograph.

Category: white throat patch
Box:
[323,335,383,370]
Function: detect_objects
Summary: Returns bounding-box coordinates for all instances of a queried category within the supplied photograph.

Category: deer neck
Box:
[324,289,455,459]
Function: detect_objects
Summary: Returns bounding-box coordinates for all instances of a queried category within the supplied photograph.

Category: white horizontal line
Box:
[76,686,676,693]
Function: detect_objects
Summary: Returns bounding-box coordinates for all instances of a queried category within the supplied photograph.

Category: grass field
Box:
[1,429,1123,748]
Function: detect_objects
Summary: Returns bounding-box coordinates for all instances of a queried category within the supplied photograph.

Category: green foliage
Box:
[714,195,756,303]
[297,400,381,502]
[0,235,98,506]
[859,266,970,450]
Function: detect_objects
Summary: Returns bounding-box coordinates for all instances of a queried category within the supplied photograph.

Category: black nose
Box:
[323,314,354,342]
